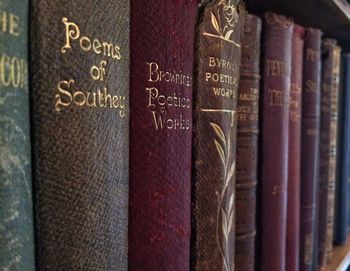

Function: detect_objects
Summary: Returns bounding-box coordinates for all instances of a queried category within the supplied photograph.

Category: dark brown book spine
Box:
[235,13,261,271]
[318,39,341,267]
[259,13,293,271]
[191,1,245,271]
[299,28,322,271]
[129,1,197,270]
[30,1,130,269]
[286,24,304,271]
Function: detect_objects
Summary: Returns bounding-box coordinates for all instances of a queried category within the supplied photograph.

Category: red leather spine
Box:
[299,28,322,271]
[235,13,261,271]
[128,1,197,270]
[260,13,293,271]
[286,24,304,271]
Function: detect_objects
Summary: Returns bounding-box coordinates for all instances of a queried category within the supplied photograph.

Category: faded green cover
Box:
[0,0,35,270]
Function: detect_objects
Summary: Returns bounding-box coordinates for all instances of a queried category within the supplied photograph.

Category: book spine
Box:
[235,13,261,271]
[334,54,350,245]
[128,1,196,270]
[191,1,244,270]
[30,1,130,269]
[260,13,293,271]
[326,44,341,261]
[0,1,35,270]
[299,28,322,271]
[286,24,304,271]
[318,39,340,267]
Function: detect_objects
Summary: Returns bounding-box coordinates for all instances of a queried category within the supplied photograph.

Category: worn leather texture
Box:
[286,24,304,271]
[235,13,261,271]
[30,1,129,270]
[259,12,293,271]
[128,1,196,270]
[326,44,341,262]
[299,28,322,271]
[318,39,340,267]
[191,1,244,271]
[334,54,350,245]
[0,0,35,270]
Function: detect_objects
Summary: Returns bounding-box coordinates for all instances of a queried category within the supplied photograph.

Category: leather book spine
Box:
[286,24,304,271]
[299,28,322,271]
[128,1,196,270]
[0,1,35,270]
[334,54,350,245]
[191,1,245,270]
[259,13,293,271]
[235,13,261,271]
[30,1,130,269]
[317,39,340,267]
[326,44,341,262]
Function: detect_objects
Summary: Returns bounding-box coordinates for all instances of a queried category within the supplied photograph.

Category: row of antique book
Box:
[1,0,350,271]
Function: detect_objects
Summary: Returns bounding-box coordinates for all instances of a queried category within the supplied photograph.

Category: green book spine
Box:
[0,0,35,270]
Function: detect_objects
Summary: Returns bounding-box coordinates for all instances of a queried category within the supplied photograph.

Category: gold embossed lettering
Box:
[307,129,317,136]
[80,36,92,52]
[61,18,122,61]
[61,17,80,53]
[306,49,317,61]
[0,54,11,86]
[147,62,192,87]
[55,80,74,111]
[55,79,126,116]
[0,11,7,33]
[148,62,160,82]
[93,39,102,54]
[272,185,283,195]
[305,80,317,92]
[90,61,107,81]
[11,57,21,87]
[9,14,19,36]
[0,11,20,36]
[268,88,288,106]
[0,53,27,89]
[102,42,114,59]
[266,60,287,77]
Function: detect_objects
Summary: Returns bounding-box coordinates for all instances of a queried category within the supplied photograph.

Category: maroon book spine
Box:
[286,24,304,271]
[260,13,293,271]
[128,1,197,270]
[299,28,322,271]
[235,14,261,271]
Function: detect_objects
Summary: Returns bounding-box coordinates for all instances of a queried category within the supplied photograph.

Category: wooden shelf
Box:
[246,0,350,51]
[323,236,350,271]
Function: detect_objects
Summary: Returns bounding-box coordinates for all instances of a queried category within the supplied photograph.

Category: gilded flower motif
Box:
[219,0,239,27]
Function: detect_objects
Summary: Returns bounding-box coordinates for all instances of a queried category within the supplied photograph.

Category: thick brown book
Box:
[191,1,245,270]
[30,1,130,269]
[128,1,197,270]
[318,39,341,267]
[259,13,293,271]
[286,24,304,271]
[235,13,261,271]
[299,28,322,271]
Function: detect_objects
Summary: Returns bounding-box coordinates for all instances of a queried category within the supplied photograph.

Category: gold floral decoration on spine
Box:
[203,0,242,47]
[210,122,236,271]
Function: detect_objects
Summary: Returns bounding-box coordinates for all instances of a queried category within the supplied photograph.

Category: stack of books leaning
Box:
[1,0,350,270]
